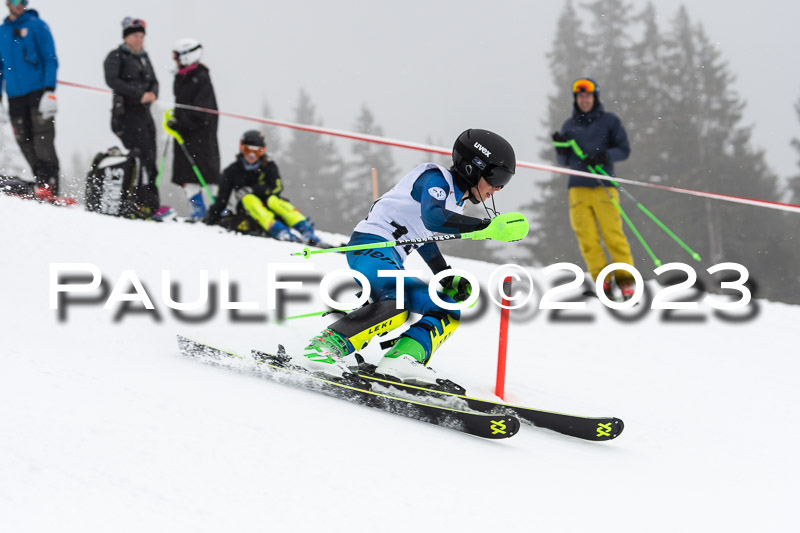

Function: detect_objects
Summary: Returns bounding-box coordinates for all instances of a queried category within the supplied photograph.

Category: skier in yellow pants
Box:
[552,77,635,299]
[204,130,321,244]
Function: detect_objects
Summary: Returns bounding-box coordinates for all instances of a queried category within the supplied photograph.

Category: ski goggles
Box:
[241,144,266,158]
[9,0,29,6]
[174,43,202,60]
[572,78,597,93]
[482,165,514,189]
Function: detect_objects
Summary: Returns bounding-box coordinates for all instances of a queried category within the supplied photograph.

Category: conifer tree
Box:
[338,105,399,227]
[641,8,787,298]
[624,2,671,180]
[521,2,794,302]
[259,100,283,161]
[520,0,593,266]
[282,89,345,232]
[788,94,800,204]
[582,0,635,116]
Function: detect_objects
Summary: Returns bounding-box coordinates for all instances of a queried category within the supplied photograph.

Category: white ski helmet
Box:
[173,38,203,66]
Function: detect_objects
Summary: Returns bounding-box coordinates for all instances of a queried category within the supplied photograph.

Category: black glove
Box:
[476,217,491,231]
[584,151,610,167]
[552,132,571,156]
[440,268,473,303]
[203,208,221,226]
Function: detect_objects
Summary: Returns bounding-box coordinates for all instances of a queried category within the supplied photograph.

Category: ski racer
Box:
[204,130,321,244]
[300,129,519,386]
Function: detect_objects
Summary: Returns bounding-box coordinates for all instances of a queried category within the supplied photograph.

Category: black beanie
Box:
[122,19,146,38]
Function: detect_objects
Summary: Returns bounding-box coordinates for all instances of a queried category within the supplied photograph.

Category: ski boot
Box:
[619,280,636,301]
[188,191,206,221]
[374,336,440,388]
[293,219,322,246]
[33,184,55,201]
[300,328,355,379]
[601,279,614,299]
[151,206,177,221]
[269,219,302,242]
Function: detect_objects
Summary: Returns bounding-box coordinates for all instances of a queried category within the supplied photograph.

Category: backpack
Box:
[85,147,159,218]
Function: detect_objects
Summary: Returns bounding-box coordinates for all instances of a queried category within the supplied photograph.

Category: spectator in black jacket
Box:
[168,38,220,220]
[205,130,321,245]
[103,17,161,217]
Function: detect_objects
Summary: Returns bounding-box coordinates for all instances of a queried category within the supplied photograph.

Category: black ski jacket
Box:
[171,63,220,185]
[206,156,283,223]
[103,45,159,110]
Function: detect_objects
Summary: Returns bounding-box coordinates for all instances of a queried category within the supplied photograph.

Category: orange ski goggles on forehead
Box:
[241,144,266,158]
[572,78,597,93]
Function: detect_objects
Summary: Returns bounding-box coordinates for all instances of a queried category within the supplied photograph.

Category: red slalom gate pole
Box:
[495,276,512,400]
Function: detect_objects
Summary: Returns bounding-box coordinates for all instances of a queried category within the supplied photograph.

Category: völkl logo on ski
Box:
[490,420,507,435]
[596,422,612,437]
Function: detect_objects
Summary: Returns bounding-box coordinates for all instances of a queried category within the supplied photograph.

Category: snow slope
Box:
[1,195,798,533]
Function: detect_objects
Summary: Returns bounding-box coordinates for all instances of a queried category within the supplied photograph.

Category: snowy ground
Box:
[1,195,798,532]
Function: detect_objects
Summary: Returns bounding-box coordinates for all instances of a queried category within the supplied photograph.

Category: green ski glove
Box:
[472,212,530,242]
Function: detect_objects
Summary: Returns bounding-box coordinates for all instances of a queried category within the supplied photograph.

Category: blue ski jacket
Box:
[556,102,630,188]
[0,9,58,98]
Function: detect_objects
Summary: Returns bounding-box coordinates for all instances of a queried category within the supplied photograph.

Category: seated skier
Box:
[298,129,518,386]
[204,129,321,244]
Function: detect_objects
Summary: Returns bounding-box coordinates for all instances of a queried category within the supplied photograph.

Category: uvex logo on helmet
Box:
[474,142,492,158]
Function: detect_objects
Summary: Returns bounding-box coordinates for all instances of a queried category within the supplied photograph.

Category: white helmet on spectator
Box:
[173,38,203,66]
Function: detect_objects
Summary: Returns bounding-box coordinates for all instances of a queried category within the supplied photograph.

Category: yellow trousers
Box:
[240,194,306,231]
[569,186,634,283]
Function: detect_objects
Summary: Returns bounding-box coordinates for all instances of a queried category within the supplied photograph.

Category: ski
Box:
[1,176,77,206]
[177,336,520,440]
[3,190,77,206]
[248,345,621,441]
[355,364,623,442]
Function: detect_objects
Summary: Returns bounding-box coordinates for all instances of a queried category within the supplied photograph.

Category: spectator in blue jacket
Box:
[0,0,60,199]
[552,77,635,300]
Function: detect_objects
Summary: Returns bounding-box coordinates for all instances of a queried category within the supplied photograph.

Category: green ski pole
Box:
[554,138,660,267]
[554,138,701,262]
[291,212,530,259]
[155,136,169,188]
[163,109,216,203]
[594,165,701,262]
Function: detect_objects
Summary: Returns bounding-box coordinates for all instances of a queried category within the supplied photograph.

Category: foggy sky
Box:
[9,0,800,211]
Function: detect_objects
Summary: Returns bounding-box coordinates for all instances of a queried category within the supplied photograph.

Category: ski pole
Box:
[554,138,660,266]
[155,135,170,188]
[163,109,216,202]
[283,309,347,320]
[593,164,701,262]
[554,138,701,262]
[597,179,661,267]
[291,212,530,259]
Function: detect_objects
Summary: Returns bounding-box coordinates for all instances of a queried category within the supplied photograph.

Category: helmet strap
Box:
[466,177,501,215]
[477,189,499,217]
